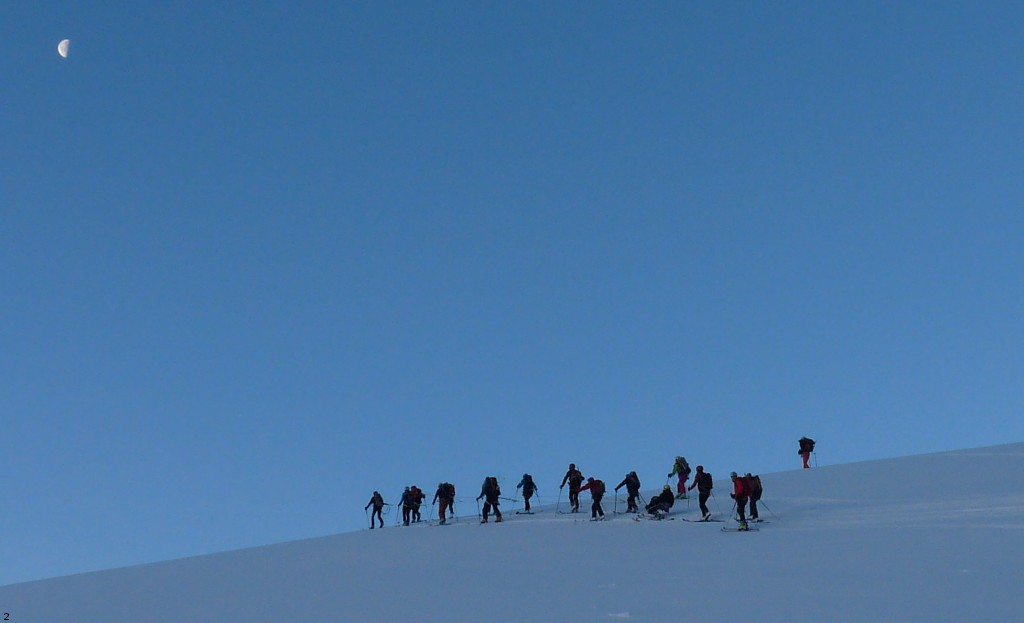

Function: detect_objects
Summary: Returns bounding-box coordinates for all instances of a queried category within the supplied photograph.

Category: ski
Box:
[681,517,723,523]
[514,511,535,515]
[721,527,760,532]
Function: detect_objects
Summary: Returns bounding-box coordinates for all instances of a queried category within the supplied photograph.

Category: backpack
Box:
[523,475,535,491]
[443,483,456,499]
[568,469,584,486]
[750,475,762,496]
[698,472,713,491]
[679,457,690,475]
[373,492,383,507]
[593,479,606,496]
[799,437,816,453]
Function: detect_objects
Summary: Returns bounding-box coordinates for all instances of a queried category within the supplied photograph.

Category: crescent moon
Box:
[57,39,70,58]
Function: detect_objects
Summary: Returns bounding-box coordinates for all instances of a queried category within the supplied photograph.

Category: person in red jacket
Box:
[578,477,606,520]
[730,471,750,530]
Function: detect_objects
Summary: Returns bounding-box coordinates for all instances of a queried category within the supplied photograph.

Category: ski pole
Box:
[711,491,723,515]
[614,490,619,513]
[364,507,370,528]
[758,499,779,520]
[813,452,818,467]
[556,486,564,513]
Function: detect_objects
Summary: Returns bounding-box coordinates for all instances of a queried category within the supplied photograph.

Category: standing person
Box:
[730,472,750,530]
[516,473,538,513]
[399,486,414,526]
[433,482,456,525]
[668,456,692,499]
[798,437,816,469]
[645,485,675,516]
[746,473,763,522]
[410,485,426,523]
[578,477,606,520]
[614,471,642,513]
[477,476,503,523]
[560,463,585,513]
[364,491,385,529]
[687,465,714,520]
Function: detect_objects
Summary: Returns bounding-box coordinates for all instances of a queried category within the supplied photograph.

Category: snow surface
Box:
[2,443,1022,622]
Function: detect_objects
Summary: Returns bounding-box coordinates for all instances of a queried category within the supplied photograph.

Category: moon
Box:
[57,39,70,58]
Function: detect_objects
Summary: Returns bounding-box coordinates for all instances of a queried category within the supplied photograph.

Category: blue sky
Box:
[3,2,1022,584]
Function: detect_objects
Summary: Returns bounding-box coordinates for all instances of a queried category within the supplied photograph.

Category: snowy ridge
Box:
[2,443,1023,622]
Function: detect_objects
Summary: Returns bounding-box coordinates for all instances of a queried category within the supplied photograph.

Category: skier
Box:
[364,491,385,529]
[645,485,675,517]
[730,472,750,530]
[560,463,585,513]
[399,486,415,526]
[410,485,426,523]
[668,456,692,499]
[687,465,714,520]
[578,477,606,520]
[433,482,456,525]
[477,476,503,523]
[516,473,538,513]
[614,471,641,513]
[746,473,763,522]
[798,437,815,469]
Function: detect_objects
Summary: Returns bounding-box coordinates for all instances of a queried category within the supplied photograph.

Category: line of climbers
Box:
[364,438,811,531]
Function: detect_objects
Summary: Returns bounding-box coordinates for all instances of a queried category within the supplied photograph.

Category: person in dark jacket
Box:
[746,473,763,521]
[364,491,385,529]
[645,485,675,516]
[399,486,414,526]
[730,472,750,530]
[477,477,503,523]
[516,474,538,512]
[433,482,456,525]
[560,463,585,513]
[578,477,606,520]
[798,437,815,469]
[615,471,641,513]
[687,465,714,520]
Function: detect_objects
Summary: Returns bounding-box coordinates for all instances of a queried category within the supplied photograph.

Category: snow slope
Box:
[3,443,1022,622]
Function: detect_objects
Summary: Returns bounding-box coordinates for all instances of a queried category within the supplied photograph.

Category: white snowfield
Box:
[2,443,1022,622]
